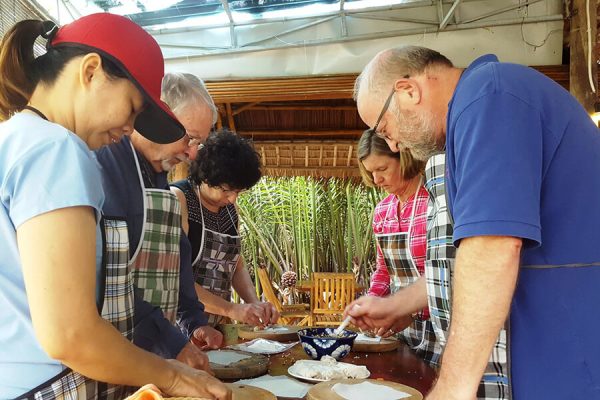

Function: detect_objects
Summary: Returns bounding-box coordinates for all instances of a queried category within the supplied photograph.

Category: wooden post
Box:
[216,106,223,130]
[226,103,236,131]
[570,0,597,112]
[319,145,323,167]
[260,146,266,167]
[346,145,353,166]
[333,145,338,167]
[305,145,309,167]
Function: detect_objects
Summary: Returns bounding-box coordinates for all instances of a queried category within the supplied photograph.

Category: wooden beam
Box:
[237,130,363,139]
[232,101,260,116]
[570,0,597,112]
[236,105,359,111]
[216,108,223,130]
[225,103,236,131]
[205,68,569,104]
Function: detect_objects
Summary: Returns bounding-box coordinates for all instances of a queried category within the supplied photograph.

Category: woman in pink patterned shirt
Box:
[356,129,441,365]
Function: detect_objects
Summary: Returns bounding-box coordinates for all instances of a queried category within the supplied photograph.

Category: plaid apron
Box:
[129,147,181,324]
[424,154,510,399]
[192,187,241,327]
[16,218,135,400]
[375,181,443,366]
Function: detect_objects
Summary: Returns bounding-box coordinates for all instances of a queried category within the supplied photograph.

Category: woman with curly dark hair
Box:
[171,130,279,327]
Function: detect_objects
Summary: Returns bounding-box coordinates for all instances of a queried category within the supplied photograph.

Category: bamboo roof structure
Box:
[191,67,569,178]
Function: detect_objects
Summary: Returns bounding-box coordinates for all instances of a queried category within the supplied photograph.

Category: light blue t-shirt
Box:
[0,113,104,398]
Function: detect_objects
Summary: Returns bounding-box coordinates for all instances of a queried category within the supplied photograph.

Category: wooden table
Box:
[219,325,437,400]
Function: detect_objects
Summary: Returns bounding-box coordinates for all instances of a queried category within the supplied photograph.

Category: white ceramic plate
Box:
[287,360,370,383]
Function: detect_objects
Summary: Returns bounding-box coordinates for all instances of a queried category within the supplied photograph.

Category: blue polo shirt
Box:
[446,55,600,398]
[0,114,104,398]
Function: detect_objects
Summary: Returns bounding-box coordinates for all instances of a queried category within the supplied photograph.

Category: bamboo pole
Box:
[333,145,338,167]
[346,145,353,166]
[225,103,236,131]
[232,101,260,116]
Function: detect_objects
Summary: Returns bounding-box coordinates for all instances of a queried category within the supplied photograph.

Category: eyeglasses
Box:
[371,86,397,140]
[184,134,204,148]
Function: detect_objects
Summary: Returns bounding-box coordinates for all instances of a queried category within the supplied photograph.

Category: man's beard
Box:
[160,155,190,172]
[391,107,444,161]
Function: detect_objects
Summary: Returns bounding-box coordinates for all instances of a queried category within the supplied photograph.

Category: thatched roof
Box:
[170,67,568,180]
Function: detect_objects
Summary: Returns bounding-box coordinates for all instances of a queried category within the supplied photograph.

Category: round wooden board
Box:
[165,383,275,400]
[352,338,401,353]
[306,378,423,400]
[228,383,277,400]
[209,350,269,380]
[237,325,301,342]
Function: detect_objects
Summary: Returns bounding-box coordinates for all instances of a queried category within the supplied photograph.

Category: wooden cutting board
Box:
[352,338,401,353]
[228,383,276,400]
[237,325,301,342]
[207,350,269,380]
[307,379,423,400]
[166,383,275,400]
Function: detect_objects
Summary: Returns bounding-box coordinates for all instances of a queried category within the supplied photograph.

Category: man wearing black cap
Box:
[95,72,219,369]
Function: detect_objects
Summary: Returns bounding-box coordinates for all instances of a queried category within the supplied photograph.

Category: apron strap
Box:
[129,140,148,263]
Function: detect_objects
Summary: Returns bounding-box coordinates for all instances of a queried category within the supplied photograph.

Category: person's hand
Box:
[162,359,231,399]
[192,326,223,350]
[175,342,211,373]
[343,295,406,333]
[373,314,413,337]
[230,302,279,326]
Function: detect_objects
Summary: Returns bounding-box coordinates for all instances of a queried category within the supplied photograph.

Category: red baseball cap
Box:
[49,13,184,144]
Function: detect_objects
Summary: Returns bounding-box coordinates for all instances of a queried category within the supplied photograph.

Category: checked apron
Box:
[375,179,442,366]
[192,185,241,327]
[424,154,509,399]
[16,218,135,400]
[129,145,181,323]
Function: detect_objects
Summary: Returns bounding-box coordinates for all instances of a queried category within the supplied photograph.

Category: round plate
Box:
[287,360,370,383]
[306,379,423,400]
[207,350,269,380]
[352,338,401,353]
[238,325,301,342]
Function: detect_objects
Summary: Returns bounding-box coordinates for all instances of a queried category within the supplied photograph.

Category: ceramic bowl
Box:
[297,327,357,361]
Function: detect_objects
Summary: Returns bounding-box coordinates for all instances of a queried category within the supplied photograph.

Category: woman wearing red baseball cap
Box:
[0,13,230,400]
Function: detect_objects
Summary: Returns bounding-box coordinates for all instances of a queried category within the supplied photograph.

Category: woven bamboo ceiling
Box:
[200,66,569,178]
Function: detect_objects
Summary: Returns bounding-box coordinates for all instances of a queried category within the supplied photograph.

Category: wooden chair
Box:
[310,272,356,326]
[257,267,310,326]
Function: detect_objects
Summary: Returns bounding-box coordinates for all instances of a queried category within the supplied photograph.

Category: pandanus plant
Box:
[237,176,382,300]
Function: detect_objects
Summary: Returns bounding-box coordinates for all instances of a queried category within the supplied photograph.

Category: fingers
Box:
[207,331,223,349]
[343,299,360,318]
[259,303,272,326]
[176,343,211,372]
[194,327,224,350]
[377,327,396,338]
[248,305,264,326]
[269,303,280,324]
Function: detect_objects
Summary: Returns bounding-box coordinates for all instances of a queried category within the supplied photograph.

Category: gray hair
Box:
[161,72,218,125]
[354,46,453,100]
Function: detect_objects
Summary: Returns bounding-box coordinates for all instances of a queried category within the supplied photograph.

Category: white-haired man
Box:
[95,72,221,370]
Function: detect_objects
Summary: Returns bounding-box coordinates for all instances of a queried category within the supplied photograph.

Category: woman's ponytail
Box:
[0,20,46,121]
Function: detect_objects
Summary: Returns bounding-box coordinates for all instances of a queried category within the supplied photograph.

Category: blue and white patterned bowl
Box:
[297,328,357,361]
